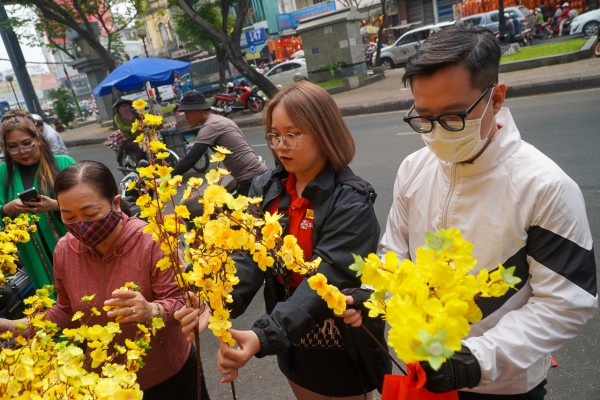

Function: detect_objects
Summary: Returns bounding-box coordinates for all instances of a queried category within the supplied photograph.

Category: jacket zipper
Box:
[441,163,457,229]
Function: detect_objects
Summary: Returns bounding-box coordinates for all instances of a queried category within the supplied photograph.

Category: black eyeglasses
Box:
[403,85,495,134]
[265,132,305,149]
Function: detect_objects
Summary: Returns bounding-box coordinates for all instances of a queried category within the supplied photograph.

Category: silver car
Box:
[264,59,308,87]
[460,6,534,33]
[374,21,455,70]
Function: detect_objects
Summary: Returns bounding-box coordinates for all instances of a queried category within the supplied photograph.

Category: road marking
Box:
[253,143,269,147]
[396,132,418,136]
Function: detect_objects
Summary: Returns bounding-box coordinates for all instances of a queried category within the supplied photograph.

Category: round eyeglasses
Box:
[7,141,36,155]
[265,132,305,150]
[403,85,495,134]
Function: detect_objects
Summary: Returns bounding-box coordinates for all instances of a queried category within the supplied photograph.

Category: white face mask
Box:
[422,93,494,163]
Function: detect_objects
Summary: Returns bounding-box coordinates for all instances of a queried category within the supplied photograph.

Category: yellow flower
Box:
[143,114,163,126]
[132,99,147,110]
[149,141,167,152]
[187,177,204,187]
[72,311,85,321]
[210,152,226,163]
[81,294,96,302]
[214,145,232,154]
[156,257,172,271]
[131,119,140,134]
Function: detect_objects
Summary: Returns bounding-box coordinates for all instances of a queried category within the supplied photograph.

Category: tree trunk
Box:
[176,0,279,98]
[375,0,388,67]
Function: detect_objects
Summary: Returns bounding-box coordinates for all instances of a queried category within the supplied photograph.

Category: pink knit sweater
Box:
[47,215,191,390]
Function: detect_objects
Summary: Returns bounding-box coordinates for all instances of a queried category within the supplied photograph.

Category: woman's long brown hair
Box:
[0,110,60,199]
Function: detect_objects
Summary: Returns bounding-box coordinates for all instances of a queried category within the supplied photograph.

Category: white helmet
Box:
[562,2,569,7]
[31,113,44,126]
[226,82,234,88]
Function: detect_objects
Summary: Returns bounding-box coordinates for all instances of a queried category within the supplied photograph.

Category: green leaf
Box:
[348,253,365,277]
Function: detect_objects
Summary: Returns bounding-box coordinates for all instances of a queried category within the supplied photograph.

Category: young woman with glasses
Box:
[175,81,391,399]
[0,109,76,289]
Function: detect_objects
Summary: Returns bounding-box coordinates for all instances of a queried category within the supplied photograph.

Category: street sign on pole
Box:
[245,28,266,46]
[248,45,256,54]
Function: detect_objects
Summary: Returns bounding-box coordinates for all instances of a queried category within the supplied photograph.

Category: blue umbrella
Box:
[93,57,191,97]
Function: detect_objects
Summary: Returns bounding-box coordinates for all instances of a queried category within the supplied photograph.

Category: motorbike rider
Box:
[504,13,516,41]
[171,91,267,195]
[31,114,68,155]
[113,99,146,164]
[534,7,544,28]
[558,2,571,35]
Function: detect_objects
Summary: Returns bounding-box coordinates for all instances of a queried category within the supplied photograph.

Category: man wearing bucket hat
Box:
[171,91,266,195]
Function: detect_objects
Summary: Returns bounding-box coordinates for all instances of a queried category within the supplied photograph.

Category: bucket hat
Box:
[177,91,211,111]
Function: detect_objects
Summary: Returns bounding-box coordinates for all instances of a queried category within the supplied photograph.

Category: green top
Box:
[114,113,141,140]
[0,155,77,289]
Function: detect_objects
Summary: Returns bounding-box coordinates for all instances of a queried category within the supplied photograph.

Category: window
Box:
[269,66,284,76]
[465,16,482,25]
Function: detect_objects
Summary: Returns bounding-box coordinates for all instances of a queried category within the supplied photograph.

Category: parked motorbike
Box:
[534,21,554,39]
[498,27,534,46]
[211,81,265,116]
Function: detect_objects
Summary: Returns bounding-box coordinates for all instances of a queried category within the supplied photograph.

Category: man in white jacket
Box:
[378,24,597,398]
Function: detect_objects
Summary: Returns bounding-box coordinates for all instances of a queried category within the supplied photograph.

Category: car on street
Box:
[568,9,600,36]
[459,6,534,33]
[373,21,455,70]
[264,59,308,87]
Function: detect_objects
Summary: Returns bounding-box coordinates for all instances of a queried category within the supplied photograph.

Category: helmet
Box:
[226,82,234,89]
[504,12,510,18]
[535,7,541,12]
[112,99,132,110]
[562,2,569,7]
[31,113,44,123]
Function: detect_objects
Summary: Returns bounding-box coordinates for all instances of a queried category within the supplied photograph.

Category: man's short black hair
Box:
[403,23,501,91]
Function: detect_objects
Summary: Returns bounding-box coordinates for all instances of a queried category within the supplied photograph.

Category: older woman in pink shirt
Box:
[0,160,209,399]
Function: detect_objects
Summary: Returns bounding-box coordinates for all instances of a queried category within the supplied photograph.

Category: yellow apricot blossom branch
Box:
[0,285,164,398]
[345,228,521,370]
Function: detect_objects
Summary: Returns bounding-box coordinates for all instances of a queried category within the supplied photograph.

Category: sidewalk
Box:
[61,51,600,148]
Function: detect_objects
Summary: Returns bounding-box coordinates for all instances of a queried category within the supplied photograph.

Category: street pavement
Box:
[60,44,600,148]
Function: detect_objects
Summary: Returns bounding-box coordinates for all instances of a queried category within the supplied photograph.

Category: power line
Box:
[0,57,67,65]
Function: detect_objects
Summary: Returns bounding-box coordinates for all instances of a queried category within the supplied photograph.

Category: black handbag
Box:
[0,268,35,319]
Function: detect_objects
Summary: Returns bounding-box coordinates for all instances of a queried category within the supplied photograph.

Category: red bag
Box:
[381,362,459,400]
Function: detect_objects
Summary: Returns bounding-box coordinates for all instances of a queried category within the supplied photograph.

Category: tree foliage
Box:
[171,1,231,90]
[174,0,279,98]
[3,0,143,73]
[48,87,75,125]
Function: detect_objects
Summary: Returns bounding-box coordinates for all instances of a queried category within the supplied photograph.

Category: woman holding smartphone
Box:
[0,110,76,289]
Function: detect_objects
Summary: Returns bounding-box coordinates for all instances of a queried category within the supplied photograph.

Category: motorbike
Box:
[105,130,180,175]
[550,16,573,36]
[534,21,554,39]
[498,26,534,47]
[363,42,377,69]
[211,82,266,116]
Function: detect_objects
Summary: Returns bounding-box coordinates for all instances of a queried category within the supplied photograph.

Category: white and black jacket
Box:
[379,107,597,395]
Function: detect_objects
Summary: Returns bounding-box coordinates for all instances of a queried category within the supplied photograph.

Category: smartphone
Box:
[17,187,41,203]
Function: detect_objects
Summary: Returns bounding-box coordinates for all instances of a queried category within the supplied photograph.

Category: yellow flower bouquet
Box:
[0,213,163,398]
[347,228,521,370]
